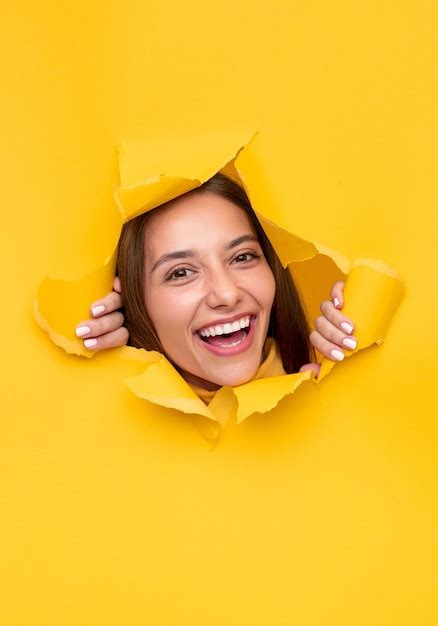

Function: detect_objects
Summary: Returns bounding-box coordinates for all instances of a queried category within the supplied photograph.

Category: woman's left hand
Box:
[299,280,357,378]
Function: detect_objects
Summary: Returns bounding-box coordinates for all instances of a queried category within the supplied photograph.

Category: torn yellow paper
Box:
[318,258,405,381]
[115,128,257,221]
[234,137,352,275]
[35,128,404,434]
[124,354,215,421]
[34,248,119,357]
[233,370,314,424]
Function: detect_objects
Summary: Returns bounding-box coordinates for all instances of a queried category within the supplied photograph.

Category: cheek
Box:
[245,266,276,310]
[144,283,199,342]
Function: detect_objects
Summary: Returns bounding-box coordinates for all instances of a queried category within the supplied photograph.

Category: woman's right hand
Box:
[75,277,129,351]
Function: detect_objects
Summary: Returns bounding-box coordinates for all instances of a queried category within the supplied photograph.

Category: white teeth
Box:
[240,316,249,329]
[216,336,244,348]
[199,315,252,337]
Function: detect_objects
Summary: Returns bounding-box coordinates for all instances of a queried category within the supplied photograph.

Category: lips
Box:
[194,315,257,357]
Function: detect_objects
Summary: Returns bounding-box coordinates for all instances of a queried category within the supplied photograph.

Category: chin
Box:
[207,362,259,388]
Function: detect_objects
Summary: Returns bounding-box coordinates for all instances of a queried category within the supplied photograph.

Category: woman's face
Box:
[143,191,276,389]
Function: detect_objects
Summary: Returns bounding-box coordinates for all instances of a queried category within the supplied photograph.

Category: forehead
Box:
[145,192,255,257]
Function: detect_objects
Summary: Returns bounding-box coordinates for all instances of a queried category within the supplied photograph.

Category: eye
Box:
[165,267,195,281]
[232,251,262,264]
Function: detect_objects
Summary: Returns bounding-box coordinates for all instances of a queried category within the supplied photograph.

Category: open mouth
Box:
[194,315,257,356]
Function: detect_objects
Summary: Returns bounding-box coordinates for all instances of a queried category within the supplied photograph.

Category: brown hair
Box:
[116,173,314,374]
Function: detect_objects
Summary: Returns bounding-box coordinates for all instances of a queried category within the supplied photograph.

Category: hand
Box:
[299,280,357,378]
[75,277,129,351]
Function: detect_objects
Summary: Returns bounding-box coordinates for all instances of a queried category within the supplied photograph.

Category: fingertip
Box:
[75,324,91,338]
[340,321,354,335]
[299,362,320,378]
[330,349,345,361]
[331,280,345,308]
[113,276,121,293]
[91,304,106,317]
[84,338,98,349]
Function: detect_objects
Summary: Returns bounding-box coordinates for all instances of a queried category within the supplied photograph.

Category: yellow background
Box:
[1,1,437,624]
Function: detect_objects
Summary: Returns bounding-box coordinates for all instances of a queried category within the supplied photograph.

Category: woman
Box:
[75,174,356,395]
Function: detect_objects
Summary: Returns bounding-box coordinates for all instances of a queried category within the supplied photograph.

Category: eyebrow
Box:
[151,234,260,273]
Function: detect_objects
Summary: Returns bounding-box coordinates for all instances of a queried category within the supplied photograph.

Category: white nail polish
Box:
[84,338,98,348]
[75,325,91,337]
[341,321,354,335]
[92,305,105,317]
[342,337,357,350]
[333,297,340,308]
[331,349,344,361]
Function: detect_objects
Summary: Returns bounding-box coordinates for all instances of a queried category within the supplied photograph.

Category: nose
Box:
[205,267,242,309]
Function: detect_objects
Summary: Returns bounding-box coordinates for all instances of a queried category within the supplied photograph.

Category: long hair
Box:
[116,173,314,374]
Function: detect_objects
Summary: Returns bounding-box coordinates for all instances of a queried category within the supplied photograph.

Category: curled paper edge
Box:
[317,257,405,381]
[35,128,405,432]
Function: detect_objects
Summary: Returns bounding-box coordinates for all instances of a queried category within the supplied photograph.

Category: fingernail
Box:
[92,305,105,317]
[341,321,354,334]
[342,337,357,350]
[75,325,91,337]
[333,297,340,308]
[330,349,344,361]
[84,338,98,349]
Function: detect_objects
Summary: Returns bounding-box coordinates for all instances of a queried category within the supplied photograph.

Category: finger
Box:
[81,327,129,352]
[314,316,358,351]
[299,362,321,378]
[113,276,122,293]
[310,330,347,362]
[330,280,345,309]
[89,291,123,318]
[319,299,355,335]
[75,311,125,339]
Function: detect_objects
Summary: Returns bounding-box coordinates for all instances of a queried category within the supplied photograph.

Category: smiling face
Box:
[143,191,276,390]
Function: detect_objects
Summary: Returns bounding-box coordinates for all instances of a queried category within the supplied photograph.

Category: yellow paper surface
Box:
[35,133,403,432]
[318,257,405,380]
[2,1,437,624]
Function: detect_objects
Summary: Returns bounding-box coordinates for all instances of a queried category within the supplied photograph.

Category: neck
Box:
[176,368,222,392]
